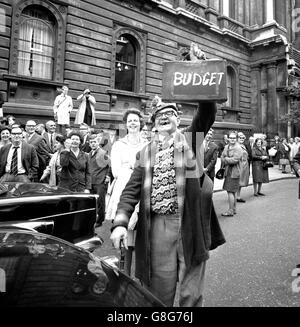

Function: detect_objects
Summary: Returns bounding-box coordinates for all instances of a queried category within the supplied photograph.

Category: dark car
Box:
[0,229,165,307]
[0,183,101,250]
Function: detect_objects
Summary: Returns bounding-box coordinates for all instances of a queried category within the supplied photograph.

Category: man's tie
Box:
[50,134,53,151]
[11,147,19,176]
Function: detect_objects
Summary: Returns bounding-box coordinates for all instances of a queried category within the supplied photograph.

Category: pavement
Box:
[213,158,297,192]
[204,177,300,307]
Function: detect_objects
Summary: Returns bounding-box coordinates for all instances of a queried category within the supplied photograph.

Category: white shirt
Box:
[5,144,26,174]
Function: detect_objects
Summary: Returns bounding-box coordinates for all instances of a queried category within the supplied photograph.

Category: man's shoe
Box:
[237,198,246,203]
[254,193,259,197]
[257,192,265,196]
[282,171,287,174]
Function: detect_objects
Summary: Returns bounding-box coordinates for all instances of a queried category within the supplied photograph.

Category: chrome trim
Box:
[0,194,99,205]
[29,208,96,221]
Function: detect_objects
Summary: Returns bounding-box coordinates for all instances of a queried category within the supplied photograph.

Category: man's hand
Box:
[110,226,128,250]
[84,189,90,194]
[104,175,111,185]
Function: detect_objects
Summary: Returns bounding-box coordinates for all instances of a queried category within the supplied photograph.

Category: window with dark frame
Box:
[225,66,234,108]
[18,5,56,80]
[115,34,137,92]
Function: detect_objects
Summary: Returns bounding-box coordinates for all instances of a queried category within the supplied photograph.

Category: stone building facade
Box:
[0,0,300,140]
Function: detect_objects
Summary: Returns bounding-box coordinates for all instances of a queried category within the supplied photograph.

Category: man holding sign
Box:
[111,44,225,307]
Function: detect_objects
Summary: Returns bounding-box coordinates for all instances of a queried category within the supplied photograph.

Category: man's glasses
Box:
[229,137,237,139]
[11,133,22,135]
[156,110,177,119]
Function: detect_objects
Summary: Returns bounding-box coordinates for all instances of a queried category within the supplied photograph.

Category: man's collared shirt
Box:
[5,144,26,175]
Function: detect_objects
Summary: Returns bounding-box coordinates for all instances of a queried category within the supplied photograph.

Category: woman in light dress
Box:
[106,108,147,276]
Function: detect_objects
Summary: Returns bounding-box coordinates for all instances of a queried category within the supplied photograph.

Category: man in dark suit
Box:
[79,123,91,153]
[110,100,225,307]
[43,120,58,156]
[0,126,39,182]
[89,134,112,228]
[203,128,218,182]
[25,120,52,180]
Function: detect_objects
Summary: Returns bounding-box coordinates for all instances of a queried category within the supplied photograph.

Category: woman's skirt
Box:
[223,176,240,193]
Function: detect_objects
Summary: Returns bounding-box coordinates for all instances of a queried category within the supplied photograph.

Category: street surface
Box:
[95,177,300,307]
[205,178,300,307]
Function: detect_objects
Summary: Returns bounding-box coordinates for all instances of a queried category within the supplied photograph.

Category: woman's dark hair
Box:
[254,138,263,146]
[0,125,11,134]
[68,131,83,144]
[122,108,144,131]
[55,134,66,145]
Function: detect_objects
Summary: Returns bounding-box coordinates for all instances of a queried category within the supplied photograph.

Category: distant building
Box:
[0,0,300,140]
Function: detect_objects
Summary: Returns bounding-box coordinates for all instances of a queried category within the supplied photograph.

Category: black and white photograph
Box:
[0,0,300,316]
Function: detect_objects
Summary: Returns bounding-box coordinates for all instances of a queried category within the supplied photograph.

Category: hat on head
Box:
[150,96,181,122]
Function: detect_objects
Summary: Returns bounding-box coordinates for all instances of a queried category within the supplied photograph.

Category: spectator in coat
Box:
[25,120,51,180]
[270,135,280,165]
[40,134,66,186]
[278,138,291,174]
[59,131,91,193]
[89,134,112,228]
[43,120,58,157]
[221,131,243,217]
[252,138,269,196]
[75,88,96,126]
[53,85,73,134]
[236,132,250,203]
[0,126,38,183]
[203,128,218,182]
[79,123,92,153]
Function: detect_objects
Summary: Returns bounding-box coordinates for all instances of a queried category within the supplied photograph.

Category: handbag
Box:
[268,148,277,157]
[216,167,225,179]
[263,160,273,169]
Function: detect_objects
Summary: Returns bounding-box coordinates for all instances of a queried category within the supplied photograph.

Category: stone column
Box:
[266,62,277,138]
[265,0,275,23]
[251,65,261,131]
[250,0,264,26]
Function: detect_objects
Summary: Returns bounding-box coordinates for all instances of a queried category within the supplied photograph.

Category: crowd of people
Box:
[1,92,299,307]
[203,130,300,217]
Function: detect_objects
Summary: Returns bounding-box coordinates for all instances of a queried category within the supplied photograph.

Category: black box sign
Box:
[162,60,228,102]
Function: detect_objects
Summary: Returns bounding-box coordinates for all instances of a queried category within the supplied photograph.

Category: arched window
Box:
[225,66,235,108]
[17,5,55,80]
[115,34,138,92]
[110,26,146,95]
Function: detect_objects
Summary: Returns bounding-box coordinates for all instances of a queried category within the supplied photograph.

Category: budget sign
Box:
[162,59,227,102]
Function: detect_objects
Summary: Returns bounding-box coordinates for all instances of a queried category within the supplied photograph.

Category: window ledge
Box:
[220,106,241,112]
[106,88,149,100]
[2,74,67,87]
